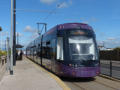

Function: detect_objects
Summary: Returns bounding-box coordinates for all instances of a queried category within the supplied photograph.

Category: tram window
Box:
[57,37,64,60]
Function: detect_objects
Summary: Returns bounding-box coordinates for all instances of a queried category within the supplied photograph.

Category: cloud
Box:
[40,0,56,4]
[57,0,72,8]
[107,37,116,41]
[23,25,37,33]
[40,0,72,8]
[23,25,39,40]
[23,25,39,39]
[16,22,18,24]
[57,2,68,8]
[98,37,120,48]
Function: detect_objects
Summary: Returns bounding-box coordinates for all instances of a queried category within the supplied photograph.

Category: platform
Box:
[0,57,70,90]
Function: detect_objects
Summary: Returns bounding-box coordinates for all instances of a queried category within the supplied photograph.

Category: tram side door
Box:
[51,39,56,72]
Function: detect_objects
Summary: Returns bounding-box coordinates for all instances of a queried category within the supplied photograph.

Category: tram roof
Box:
[44,23,93,36]
[57,23,93,30]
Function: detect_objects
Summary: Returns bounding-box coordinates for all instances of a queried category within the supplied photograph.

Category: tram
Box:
[26,23,100,77]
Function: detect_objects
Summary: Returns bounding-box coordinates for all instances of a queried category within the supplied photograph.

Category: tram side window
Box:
[37,44,41,57]
[42,42,46,58]
[46,41,51,59]
[57,37,64,60]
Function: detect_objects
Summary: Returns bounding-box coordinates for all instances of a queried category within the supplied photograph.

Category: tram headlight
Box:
[69,64,74,67]
[69,64,78,68]
[68,64,75,67]
[69,64,72,67]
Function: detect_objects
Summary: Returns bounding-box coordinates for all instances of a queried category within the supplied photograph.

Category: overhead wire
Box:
[43,1,66,20]
[15,9,56,13]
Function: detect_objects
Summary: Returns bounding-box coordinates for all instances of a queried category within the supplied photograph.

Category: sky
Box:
[0,0,120,49]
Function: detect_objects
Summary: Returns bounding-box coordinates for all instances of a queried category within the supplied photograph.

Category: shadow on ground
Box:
[60,77,95,82]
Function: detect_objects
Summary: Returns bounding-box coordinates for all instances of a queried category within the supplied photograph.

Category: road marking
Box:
[25,57,71,90]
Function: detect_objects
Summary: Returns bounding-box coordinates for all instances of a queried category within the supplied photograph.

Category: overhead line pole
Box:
[37,23,40,35]
[37,23,47,35]
[10,0,14,75]
[13,0,16,66]
[10,0,16,75]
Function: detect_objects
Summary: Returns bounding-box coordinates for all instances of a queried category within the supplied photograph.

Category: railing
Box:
[100,50,120,79]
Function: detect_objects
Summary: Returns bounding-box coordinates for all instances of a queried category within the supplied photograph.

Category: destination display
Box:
[69,30,94,36]
[69,30,86,35]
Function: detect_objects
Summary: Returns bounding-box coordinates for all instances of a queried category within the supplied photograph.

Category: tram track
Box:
[72,83,87,90]
[94,80,118,90]
[63,76,120,90]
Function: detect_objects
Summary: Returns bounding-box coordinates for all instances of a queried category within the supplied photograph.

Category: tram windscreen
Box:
[69,36,97,60]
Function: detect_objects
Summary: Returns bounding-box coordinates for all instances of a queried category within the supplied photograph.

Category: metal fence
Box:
[100,50,120,79]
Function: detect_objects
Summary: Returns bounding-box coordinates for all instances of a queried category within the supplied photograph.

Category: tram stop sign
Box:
[0,27,2,31]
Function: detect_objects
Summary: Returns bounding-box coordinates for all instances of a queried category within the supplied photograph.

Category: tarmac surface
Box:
[0,57,69,90]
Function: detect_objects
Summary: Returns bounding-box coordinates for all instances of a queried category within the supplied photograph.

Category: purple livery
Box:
[26,23,100,78]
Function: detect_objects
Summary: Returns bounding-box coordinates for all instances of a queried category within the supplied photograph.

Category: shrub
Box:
[0,50,7,56]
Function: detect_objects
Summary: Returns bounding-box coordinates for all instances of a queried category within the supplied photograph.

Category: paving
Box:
[0,56,6,81]
[0,57,65,90]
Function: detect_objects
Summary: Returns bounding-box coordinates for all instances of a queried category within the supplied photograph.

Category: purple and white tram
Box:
[26,23,100,78]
